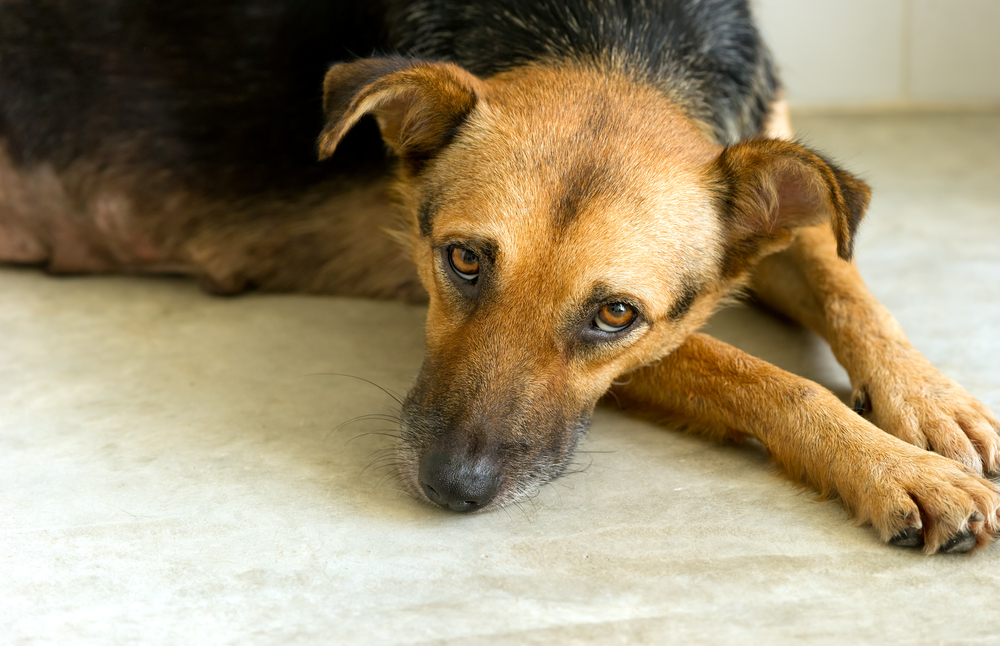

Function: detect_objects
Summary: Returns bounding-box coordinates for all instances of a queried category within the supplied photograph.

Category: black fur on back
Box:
[0,0,777,197]
[385,0,778,145]
[0,0,391,197]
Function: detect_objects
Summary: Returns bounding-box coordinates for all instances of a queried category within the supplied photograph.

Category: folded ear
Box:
[709,139,871,263]
[318,57,484,174]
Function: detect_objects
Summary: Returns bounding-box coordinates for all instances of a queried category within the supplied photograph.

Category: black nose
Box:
[418,450,502,512]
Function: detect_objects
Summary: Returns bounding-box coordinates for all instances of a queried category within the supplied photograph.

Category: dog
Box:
[1,0,998,554]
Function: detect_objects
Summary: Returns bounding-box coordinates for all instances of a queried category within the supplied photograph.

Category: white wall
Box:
[753,0,1000,108]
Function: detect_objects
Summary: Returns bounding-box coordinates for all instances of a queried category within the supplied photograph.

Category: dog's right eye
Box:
[448,246,480,282]
[594,303,636,333]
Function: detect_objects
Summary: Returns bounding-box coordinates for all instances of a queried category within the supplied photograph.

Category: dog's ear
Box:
[709,139,871,261]
[318,57,484,174]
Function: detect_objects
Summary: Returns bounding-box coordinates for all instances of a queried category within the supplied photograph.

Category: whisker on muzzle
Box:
[328,415,404,440]
[346,428,403,444]
[297,372,419,501]
[303,372,406,406]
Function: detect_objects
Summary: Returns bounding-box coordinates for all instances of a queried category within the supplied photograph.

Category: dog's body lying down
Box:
[1,0,998,553]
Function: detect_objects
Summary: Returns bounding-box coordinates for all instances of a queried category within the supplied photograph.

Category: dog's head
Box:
[319,58,870,511]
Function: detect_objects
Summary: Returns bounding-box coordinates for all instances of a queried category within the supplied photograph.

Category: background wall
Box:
[753,0,1000,109]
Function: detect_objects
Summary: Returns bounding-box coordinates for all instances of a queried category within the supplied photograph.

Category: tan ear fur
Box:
[710,139,871,262]
[318,57,484,174]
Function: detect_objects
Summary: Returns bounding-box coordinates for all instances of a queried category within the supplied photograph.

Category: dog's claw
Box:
[889,526,924,548]
[851,388,870,416]
[941,529,977,554]
[889,520,979,554]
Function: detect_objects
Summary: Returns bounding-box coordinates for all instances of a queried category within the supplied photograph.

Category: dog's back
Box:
[1,1,399,290]
[385,0,776,144]
[0,1,388,194]
[0,0,773,292]
[1,0,774,184]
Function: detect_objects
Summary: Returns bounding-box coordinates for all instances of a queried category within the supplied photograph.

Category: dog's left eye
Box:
[594,303,636,332]
[448,246,480,281]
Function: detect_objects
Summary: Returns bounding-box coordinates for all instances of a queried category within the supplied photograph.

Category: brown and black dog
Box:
[1,0,998,553]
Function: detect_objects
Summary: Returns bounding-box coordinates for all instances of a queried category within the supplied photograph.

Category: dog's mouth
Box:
[395,403,591,513]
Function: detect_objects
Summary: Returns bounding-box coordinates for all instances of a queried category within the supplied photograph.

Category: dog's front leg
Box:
[751,101,1000,476]
[750,224,1000,476]
[611,333,1000,553]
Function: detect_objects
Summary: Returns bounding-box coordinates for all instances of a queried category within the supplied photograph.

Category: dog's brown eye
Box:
[449,246,480,280]
[595,303,635,332]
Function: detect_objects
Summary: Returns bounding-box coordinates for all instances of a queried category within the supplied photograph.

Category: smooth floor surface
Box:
[3,113,1000,645]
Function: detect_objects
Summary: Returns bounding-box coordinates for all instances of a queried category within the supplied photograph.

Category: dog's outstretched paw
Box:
[861,445,1000,554]
[854,349,1000,476]
[888,513,987,553]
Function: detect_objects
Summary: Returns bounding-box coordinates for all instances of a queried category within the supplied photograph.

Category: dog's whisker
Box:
[303,372,406,406]
[363,449,398,462]
[367,457,399,468]
[511,499,532,520]
[365,455,402,468]
[346,429,403,443]
[346,431,398,446]
[560,452,596,477]
[370,470,406,490]
[327,418,402,442]
[375,470,405,487]
[331,413,403,434]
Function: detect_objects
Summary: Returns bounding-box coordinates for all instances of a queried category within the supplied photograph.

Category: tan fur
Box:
[316,60,1000,552]
[612,100,1000,553]
[376,64,740,503]
[610,333,1000,553]
[417,67,735,401]
[755,103,1000,476]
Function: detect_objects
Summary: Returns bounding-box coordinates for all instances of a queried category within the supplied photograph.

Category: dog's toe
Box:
[864,445,1000,554]
[861,355,1000,476]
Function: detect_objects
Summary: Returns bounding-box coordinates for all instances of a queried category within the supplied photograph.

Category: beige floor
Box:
[2,113,999,645]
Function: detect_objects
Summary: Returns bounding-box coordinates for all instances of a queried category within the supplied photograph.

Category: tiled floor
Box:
[2,112,999,645]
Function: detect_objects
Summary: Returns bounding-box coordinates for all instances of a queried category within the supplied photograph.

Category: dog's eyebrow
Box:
[553,161,610,232]
[667,281,700,321]
[418,195,438,237]
[584,282,621,307]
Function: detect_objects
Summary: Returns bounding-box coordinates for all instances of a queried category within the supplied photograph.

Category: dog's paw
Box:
[853,348,1000,476]
[855,443,1000,554]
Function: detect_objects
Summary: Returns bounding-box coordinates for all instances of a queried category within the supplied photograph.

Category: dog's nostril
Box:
[421,482,442,503]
